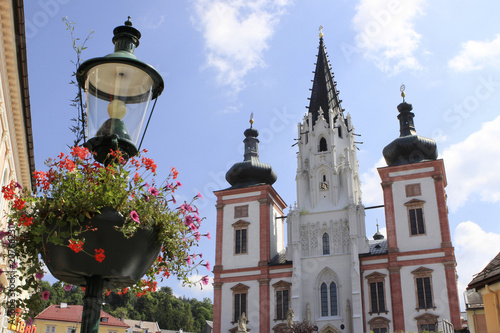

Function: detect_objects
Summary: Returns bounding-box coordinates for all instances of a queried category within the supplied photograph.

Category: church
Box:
[212,32,461,333]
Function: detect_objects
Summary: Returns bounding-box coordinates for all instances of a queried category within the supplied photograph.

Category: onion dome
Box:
[373,223,384,240]
[226,117,277,189]
[382,88,438,166]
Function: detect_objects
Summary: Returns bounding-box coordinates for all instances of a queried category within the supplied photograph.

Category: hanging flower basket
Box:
[42,207,161,289]
[1,147,211,314]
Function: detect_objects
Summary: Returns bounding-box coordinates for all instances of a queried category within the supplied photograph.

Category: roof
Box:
[468,252,500,290]
[205,321,213,328]
[35,304,129,328]
[307,36,344,127]
[225,126,277,189]
[368,239,388,255]
[123,319,160,333]
[382,101,438,166]
[269,249,292,266]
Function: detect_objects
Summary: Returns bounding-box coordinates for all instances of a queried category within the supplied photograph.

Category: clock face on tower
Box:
[320,181,329,190]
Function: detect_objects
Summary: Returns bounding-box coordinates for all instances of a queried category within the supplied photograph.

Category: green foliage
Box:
[39,283,212,332]
[2,148,208,317]
[62,17,93,147]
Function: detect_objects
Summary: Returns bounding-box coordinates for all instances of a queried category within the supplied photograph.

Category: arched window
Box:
[321,283,328,316]
[330,282,338,316]
[322,233,330,255]
[319,137,327,152]
[318,269,339,318]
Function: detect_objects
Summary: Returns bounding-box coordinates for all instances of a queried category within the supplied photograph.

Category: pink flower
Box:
[194,232,201,241]
[184,215,194,227]
[193,215,201,223]
[0,231,10,240]
[205,231,211,240]
[196,191,203,199]
[175,180,182,187]
[63,284,73,291]
[149,187,159,196]
[201,276,209,285]
[171,195,177,204]
[180,203,193,213]
[35,272,44,280]
[204,261,211,271]
[186,255,192,266]
[42,290,50,300]
[130,210,140,223]
[10,262,18,269]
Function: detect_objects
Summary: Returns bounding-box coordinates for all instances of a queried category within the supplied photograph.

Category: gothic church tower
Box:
[285,33,370,333]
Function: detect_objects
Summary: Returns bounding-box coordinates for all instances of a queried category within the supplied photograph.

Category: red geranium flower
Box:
[68,239,84,253]
[94,248,105,263]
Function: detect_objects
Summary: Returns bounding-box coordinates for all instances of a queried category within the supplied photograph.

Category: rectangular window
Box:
[45,326,55,333]
[234,292,247,322]
[234,205,249,218]
[372,329,388,333]
[370,281,386,313]
[235,229,247,254]
[416,277,433,309]
[420,324,436,332]
[276,290,289,320]
[409,208,425,235]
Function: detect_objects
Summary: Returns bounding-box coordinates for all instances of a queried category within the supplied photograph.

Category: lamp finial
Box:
[319,25,324,38]
[400,84,406,102]
[250,112,254,128]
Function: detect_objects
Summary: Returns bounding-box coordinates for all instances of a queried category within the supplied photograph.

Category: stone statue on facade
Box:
[286,308,294,328]
[237,313,247,332]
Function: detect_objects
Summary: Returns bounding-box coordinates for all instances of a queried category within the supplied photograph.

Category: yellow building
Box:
[467,252,500,333]
[34,304,129,333]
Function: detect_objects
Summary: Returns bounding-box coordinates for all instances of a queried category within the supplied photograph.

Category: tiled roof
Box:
[269,250,292,266]
[468,252,500,290]
[368,239,388,255]
[123,319,160,333]
[35,305,129,328]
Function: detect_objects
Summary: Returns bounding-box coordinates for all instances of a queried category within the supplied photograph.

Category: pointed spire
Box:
[307,30,342,127]
[225,117,277,189]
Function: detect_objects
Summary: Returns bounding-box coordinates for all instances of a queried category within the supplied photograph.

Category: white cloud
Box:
[449,34,500,72]
[351,0,426,74]
[192,0,290,94]
[361,157,386,206]
[454,221,500,310]
[442,115,500,211]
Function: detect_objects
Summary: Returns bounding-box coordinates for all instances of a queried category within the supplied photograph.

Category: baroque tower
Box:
[285,33,370,333]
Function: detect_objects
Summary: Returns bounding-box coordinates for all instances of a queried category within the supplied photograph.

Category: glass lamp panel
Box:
[86,63,154,102]
[85,84,152,146]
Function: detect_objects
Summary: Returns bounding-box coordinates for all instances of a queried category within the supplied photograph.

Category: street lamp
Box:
[77,17,164,163]
[73,18,164,333]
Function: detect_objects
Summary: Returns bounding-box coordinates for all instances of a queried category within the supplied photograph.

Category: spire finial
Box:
[319,25,324,38]
[400,84,406,103]
[250,112,254,128]
[125,16,133,26]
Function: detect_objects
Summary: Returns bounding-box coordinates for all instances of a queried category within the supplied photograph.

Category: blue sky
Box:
[24,0,500,310]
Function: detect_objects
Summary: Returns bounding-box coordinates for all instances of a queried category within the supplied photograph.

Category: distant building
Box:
[0,0,35,330]
[466,252,500,333]
[201,321,213,333]
[34,304,129,333]
[213,33,460,333]
[122,319,161,333]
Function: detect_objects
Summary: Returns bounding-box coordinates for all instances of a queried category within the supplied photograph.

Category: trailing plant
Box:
[1,147,210,316]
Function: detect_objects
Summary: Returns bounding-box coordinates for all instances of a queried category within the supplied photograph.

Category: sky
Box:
[23,0,500,311]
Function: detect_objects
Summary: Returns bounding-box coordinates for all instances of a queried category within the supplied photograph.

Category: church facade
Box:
[212,35,460,333]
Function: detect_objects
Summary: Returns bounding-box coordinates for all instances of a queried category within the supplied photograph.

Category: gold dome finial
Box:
[400,84,406,102]
[250,112,254,128]
[319,25,324,38]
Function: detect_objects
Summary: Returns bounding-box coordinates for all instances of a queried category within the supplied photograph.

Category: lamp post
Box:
[77,17,164,164]
[75,18,164,333]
